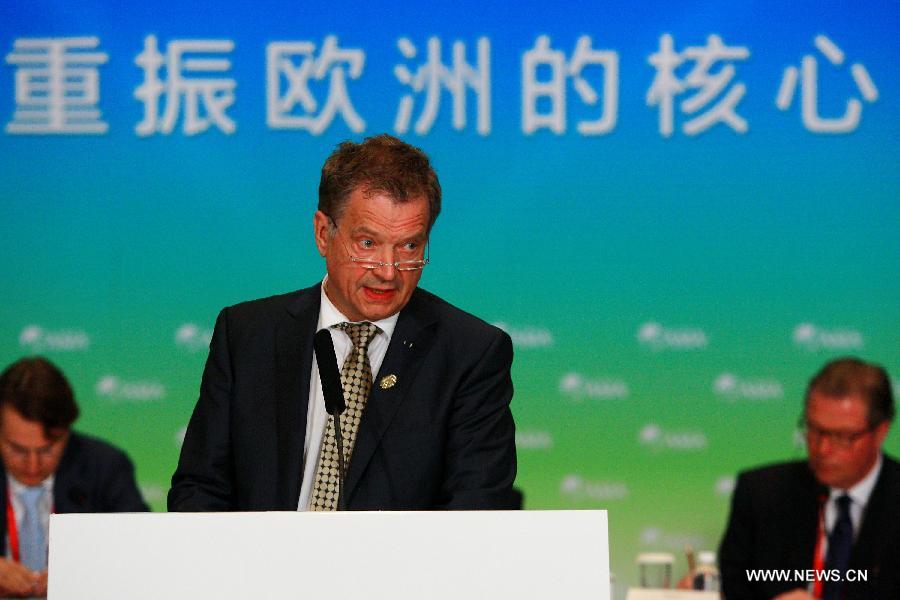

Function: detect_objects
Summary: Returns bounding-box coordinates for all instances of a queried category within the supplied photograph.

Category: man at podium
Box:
[169,134,517,513]
[0,357,148,597]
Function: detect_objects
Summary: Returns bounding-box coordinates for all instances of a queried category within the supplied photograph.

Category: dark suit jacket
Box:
[0,431,149,555]
[168,284,517,511]
[719,455,900,599]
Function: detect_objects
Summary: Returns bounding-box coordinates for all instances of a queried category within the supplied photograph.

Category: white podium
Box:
[48,510,609,599]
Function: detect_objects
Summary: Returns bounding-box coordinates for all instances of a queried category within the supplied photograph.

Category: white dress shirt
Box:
[296,278,398,510]
[824,452,882,542]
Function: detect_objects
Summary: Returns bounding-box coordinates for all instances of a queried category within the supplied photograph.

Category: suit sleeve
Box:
[168,308,236,511]
[436,328,517,510]
[97,450,149,512]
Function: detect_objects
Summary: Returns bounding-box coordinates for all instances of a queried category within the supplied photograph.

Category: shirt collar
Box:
[829,452,882,508]
[318,276,399,339]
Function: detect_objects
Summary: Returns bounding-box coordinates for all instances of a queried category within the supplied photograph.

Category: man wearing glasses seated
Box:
[719,357,899,599]
[0,357,148,597]
[169,134,516,513]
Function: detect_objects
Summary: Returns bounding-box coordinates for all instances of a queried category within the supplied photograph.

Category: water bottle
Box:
[692,550,720,591]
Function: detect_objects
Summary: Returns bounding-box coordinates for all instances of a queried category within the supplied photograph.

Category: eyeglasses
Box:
[327,215,430,271]
[798,419,874,449]
[0,437,66,462]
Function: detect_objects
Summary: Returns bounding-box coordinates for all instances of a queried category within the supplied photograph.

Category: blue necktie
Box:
[18,486,47,572]
[823,494,852,600]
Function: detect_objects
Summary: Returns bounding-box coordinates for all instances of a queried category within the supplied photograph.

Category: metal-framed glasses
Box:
[0,436,66,463]
[798,418,874,449]
[328,215,430,271]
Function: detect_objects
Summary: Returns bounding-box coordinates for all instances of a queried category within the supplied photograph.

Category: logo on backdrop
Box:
[175,425,188,448]
[138,483,166,504]
[639,527,711,552]
[95,375,165,402]
[515,430,554,450]
[18,325,90,352]
[637,322,708,351]
[175,322,213,352]
[559,372,629,400]
[714,476,736,497]
[713,373,784,401]
[560,475,629,502]
[792,322,863,351]
[793,428,807,450]
[492,322,554,349]
[638,423,708,452]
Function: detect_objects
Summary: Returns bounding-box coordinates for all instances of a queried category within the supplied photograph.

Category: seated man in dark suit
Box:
[169,134,516,513]
[719,357,899,600]
[0,357,148,597]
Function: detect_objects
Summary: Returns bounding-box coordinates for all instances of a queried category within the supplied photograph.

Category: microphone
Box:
[314,329,344,415]
[313,328,347,509]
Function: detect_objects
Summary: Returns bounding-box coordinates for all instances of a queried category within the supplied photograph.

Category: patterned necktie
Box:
[18,485,47,571]
[823,494,853,600]
[310,321,380,511]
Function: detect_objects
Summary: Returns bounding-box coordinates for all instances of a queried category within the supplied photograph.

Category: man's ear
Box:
[873,420,890,448]
[313,211,330,257]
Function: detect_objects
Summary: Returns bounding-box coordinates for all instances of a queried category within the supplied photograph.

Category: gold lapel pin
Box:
[379,374,398,390]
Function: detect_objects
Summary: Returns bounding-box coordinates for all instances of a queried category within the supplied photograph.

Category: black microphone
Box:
[313,328,347,509]
[314,329,344,415]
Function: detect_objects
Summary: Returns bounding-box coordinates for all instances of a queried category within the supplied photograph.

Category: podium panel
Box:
[49,510,609,599]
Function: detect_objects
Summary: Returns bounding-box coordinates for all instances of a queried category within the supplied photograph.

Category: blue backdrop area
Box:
[2,1,898,592]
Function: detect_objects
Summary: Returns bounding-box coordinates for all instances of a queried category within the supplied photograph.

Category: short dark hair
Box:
[318,134,441,232]
[0,357,79,436]
[804,357,894,427]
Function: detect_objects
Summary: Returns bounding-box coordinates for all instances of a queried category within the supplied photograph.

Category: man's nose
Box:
[25,451,41,472]
[372,248,398,278]
[372,261,397,279]
[812,434,836,455]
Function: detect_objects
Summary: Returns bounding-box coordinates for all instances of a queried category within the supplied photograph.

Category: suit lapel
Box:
[52,440,78,512]
[343,290,438,502]
[0,471,7,554]
[275,285,320,509]
[793,465,825,569]
[849,456,897,578]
